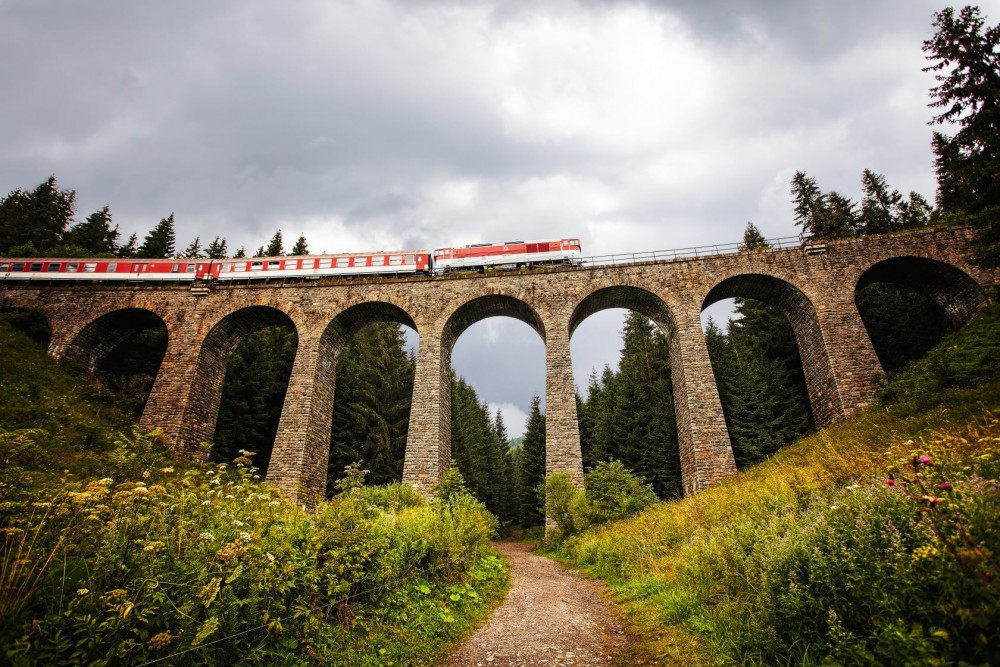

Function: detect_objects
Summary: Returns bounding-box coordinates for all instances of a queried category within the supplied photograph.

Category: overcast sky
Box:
[2,0,991,436]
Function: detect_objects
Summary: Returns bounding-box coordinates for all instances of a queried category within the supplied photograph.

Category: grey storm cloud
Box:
[1,0,978,434]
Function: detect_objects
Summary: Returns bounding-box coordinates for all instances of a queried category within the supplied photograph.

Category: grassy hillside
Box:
[557,305,1000,666]
[0,313,508,666]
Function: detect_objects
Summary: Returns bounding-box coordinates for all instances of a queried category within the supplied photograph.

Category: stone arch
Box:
[856,256,988,327]
[62,308,168,373]
[180,306,297,459]
[267,300,418,504]
[443,293,546,353]
[703,272,841,428]
[319,301,418,358]
[570,285,704,494]
[401,294,546,493]
[570,285,677,338]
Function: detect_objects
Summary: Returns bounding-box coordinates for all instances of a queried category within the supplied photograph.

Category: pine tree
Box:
[137,214,176,258]
[206,236,228,259]
[62,206,119,255]
[233,246,246,259]
[0,176,76,254]
[291,235,308,255]
[923,6,1000,267]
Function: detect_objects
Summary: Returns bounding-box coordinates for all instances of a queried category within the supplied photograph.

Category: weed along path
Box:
[442,540,630,666]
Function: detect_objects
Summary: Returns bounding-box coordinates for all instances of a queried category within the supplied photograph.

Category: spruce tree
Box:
[517,395,546,526]
[117,233,138,258]
[62,206,119,255]
[291,235,308,255]
[923,6,1000,267]
[181,236,203,259]
[740,222,768,250]
[206,236,228,259]
[137,214,177,258]
[265,230,284,257]
[328,323,415,489]
[860,169,903,235]
[0,176,76,253]
[213,326,298,472]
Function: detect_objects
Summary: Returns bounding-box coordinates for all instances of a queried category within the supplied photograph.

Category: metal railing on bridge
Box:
[576,235,806,269]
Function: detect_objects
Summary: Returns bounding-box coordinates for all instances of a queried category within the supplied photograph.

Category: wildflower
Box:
[920,455,932,464]
[143,541,165,553]
[940,482,951,490]
[98,477,113,485]
[210,478,222,486]
[202,500,213,506]
[225,494,235,499]
[232,519,244,527]
[199,532,215,542]
[147,631,173,650]
[142,471,150,479]
[76,588,89,596]
[887,477,895,487]
[239,531,252,543]
[265,552,275,563]
[160,467,174,474]
[269,500,281,507]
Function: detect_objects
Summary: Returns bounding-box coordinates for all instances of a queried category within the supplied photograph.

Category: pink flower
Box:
[887,478,895,487]
[920,455,932,464]
[939,482,950,490]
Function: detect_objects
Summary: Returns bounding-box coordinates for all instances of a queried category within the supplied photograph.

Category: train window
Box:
[108,262,117,272]
[12,263,25,271]
[84,263,97,273]
[268,261,280,270]
[0,263,9,271]
[251,262,263,270]
[29,263,43,272]
[231,262,243,271]
[66,263,78,272]
[283,259,298,269]
[186,264,196,272]
[405,255,414,264]
[171,263,180,273]
[318,258,332,269]
[336,257,350,268]
[47,263,61,272]
[389,255,403,266]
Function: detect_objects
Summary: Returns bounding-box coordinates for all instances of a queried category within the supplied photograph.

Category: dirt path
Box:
[442,541,630,666]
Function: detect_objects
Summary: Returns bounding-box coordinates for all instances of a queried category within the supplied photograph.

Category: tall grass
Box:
[559,306,1000,665]
[0,315,509,665]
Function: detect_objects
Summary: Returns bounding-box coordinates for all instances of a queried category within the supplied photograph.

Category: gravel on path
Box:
[441,540,631,667]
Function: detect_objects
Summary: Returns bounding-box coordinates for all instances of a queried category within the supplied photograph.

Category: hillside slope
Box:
[559,305,1000,666]
[0,313,507,666]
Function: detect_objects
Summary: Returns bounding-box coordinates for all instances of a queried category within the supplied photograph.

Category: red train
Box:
[0,238,582,282]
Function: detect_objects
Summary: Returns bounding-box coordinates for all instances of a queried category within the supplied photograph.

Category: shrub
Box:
[581,460,658,525]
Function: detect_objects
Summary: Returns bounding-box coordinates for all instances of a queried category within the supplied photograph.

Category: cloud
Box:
[0,0,963,425]
[487,401,529,439]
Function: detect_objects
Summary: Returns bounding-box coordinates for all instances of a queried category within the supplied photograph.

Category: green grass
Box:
[557,305,1000,666]
[0,313,509,665]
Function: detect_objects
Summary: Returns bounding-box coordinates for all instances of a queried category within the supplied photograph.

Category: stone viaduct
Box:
[1,226,995,508]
